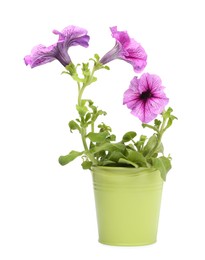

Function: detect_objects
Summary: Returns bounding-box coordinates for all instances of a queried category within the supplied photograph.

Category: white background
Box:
[1,0,205,259]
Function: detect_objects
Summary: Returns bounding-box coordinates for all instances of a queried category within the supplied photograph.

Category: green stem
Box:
[77,66,97,106]
[78,84,86,106]
[91,122,94,133]
[77,66,98,165]
[89,65,100,135]
[77,82,81,104]
[81,128,88,151]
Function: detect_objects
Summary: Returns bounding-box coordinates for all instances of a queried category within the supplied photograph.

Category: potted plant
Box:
[24,25,177,246]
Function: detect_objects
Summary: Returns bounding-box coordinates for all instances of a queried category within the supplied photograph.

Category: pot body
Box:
[91,166,163,246]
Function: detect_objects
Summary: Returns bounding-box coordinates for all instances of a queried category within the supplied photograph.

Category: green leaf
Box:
[97,109,107,116]
[106,134,116,142]
[84,99,93,106]
[81,161,92,169]
[59,150,83,166]
[151,156,172,181]
[143,134,158,156]
[61,71,69,75]
[82,62,89,73]
[140,135,147,142]
[126,150,147,166]
[166,118,173,129]
[87,132,108,142]
[122,131,137,142]
[162,107,173,120]
[65,62,76,75]
[108,151,125,162]
[85,113,91,122]
[90,104,97,114]
[163,115,178,133]
[68,120,81,132]
[76,104,88,117]
[118,158,139,168]
[94,53,100,61]
[98,123,112,132]
[64,63,85,83]
[134,135,147,151]
[100,160,117,166]
[92,142,126,154]
[72,74,85,83]
[90,76,97,84]
[80,99,87,107]
[155,142,164,154]
[111,143,126,152]
[154,119,162,129]
[142,123,158,132]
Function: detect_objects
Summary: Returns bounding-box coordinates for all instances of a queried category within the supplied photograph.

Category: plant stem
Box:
[77,82,81,104]
[77,66,96,106]
[78,84,86,106]
[77,65,98,165]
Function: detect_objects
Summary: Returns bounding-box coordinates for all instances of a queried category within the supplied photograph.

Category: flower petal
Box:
[110,26,130,49]
[131,99,158,123]
[148,96,169,114]
[123,76,140,109]
[24,25,90,68]
[24,44,57,68]
[100,26,147,73]
[53,25,90,48]
[123,89,140,109]
[147,73,163,92]
[123,39,147,72]
[123,73,169,123]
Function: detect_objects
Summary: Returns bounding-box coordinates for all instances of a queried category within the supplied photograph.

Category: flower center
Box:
[140,89,152,100]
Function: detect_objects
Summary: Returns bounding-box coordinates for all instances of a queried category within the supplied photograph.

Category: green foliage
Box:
[68,120,81,133]
[59,54,177,181]
[59,150,83,166]
[81,160,93,169]
[143,134,158,156]
[87,132,108,142]
[122,131,137,142]
[151,156,172,181]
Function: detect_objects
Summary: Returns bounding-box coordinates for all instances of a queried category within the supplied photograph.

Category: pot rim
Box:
[91,165,159,175]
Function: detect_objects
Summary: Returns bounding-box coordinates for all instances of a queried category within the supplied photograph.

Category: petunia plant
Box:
[24,25,177,181]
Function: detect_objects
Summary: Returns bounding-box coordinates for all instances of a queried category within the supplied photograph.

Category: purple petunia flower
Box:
[100,26,147,73]
[123,73,169,123]
[24,25,90,68]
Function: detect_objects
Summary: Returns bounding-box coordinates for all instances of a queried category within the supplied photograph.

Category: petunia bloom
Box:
[24,25,90,68]
[123,73,169,123]
[100,26,147,73]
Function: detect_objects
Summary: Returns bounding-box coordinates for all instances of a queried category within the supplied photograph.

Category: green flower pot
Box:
[91,166,164,246]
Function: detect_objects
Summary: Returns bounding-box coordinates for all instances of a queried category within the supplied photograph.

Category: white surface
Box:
[0,0,204,259]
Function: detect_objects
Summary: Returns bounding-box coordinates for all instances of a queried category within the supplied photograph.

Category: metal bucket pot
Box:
[91,166,163,246]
